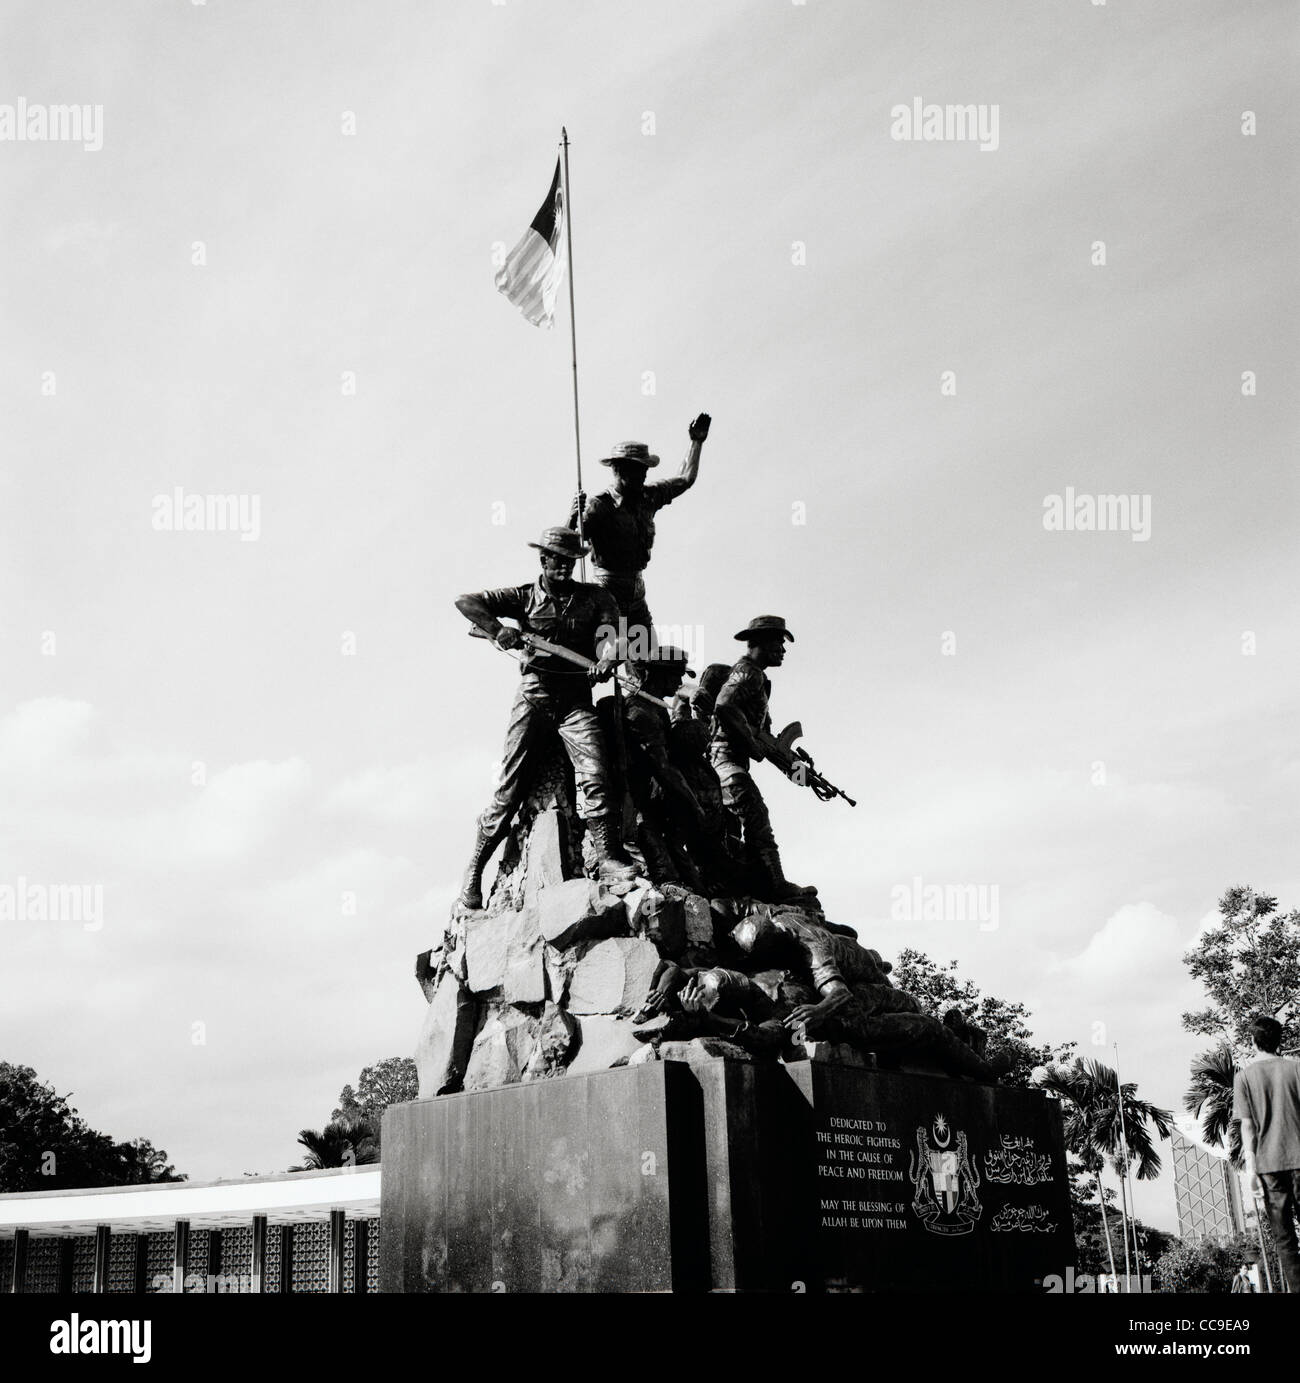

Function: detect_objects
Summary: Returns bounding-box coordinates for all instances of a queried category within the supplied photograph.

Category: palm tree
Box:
[1035,1058,1173,1289]
[290,1116,378,1171]
[1075,1146,1119,1283]
[1184,1044,1242,1166]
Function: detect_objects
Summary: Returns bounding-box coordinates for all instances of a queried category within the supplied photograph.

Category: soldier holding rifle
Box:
[711,614,829,902]
[454,526,637,910]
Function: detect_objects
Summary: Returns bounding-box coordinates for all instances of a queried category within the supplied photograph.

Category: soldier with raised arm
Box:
[711,614,817,902]
[569,413,711,653]
[454,526,635,910]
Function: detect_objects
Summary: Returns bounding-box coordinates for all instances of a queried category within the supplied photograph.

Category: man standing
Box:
[569,413,711,652]
[1233,1013,1300,1292]
[454,526,634,910]
[710,614,816,902]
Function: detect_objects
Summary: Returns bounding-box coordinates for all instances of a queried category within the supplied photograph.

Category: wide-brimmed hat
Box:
[652,645,696,677]
[733,614,795,643]
[632,645,696,680]
[527,526,590,560]
[600,441,660,469]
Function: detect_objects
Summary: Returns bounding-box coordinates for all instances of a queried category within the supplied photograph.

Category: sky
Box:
[1,0,1296,1234]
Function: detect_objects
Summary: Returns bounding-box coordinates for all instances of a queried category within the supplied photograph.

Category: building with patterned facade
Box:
[1171,1130,1244,1242]
[0,1166,380,1294]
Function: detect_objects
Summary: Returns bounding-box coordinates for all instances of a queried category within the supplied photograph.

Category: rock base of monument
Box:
[379,1056,1075,1293]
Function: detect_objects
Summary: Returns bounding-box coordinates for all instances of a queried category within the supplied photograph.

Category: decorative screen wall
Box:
[291,1221,329,1293]
[264,1221,283,1293]
[183,1229,209,1292]
[145,1231,173,1292]
[217,1224,252,1291]
[5,1214,382,1292]
[107,1234,138,1293]
[343,1218,357,1293]
[71,1235,96,1292]
[365,1221,380,1293]
[23,1238,60,1293]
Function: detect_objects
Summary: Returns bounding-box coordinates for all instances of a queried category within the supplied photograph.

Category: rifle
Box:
[467,626,673,712]
[753,721,857,807]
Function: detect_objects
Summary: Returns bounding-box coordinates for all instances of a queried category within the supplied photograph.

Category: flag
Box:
[494,158,566,328]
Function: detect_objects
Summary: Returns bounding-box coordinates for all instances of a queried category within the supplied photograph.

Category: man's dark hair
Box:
[1250,1014,1283,1053]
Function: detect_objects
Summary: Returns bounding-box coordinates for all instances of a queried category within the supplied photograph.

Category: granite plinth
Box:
[379,1061,708,1293]
[380,1058,1075,1293]
[700,1060,1077,1292]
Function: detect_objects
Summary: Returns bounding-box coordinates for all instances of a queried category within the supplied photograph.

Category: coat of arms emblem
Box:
[909,1113,982,1235]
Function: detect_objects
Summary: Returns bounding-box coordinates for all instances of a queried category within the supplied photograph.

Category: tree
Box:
[1183,1044,1243,1166]
[1154,1238,1237,1293]
[1140,1224,1178,1269]
[1182,886,1300,1053]
[332,1057,418,1149]
[291,1115,378,1172]
[0,1063,185,1192]
[1070,1169,1174,1284]
[1034,1057,1173,1287]
[1068,1158,1121,1280]
[891,949,1076,1088]
[117,1137,184,1185]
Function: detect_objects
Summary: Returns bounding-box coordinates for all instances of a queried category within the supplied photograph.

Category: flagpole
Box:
[559,127,587,583]
[1114,1042,1136,1292]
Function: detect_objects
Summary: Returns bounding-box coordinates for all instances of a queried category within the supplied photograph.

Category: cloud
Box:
[45,220,118,256]
[180,758,312,864]
[1190,907,1223,942]
[0,702,326,872]
[321,760,442,829]
[0,697,98,770]
[0,700,438,1179]
[1057,903,1189,997]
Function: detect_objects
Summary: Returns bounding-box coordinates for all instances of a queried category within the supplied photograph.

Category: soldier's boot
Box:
[755,847,818,903]
[637,824,680,886]
[587,816,638,885]
[668,842,704,895]
[459,823,504,910]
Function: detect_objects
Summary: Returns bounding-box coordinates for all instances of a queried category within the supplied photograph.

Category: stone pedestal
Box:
[379,1062,708,1293]
[697,1059,1077,1291]
[380,1058,1075,1293]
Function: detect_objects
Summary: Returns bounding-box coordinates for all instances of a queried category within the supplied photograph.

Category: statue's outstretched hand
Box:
[688,412,711,442]
[633,961,685,1022]
[783,994,841,1032]
[783,1003,820,1030]
[680,975,718,1012]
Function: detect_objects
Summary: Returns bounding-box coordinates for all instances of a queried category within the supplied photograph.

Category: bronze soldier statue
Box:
[620,646,706,885]
[454,526,635,909]
[711,615,816,902]
[673,661,731,725]
[568,413,711,652]
[634,911,1007,1082]
[665,661,744,894]
[618,646,737,892]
